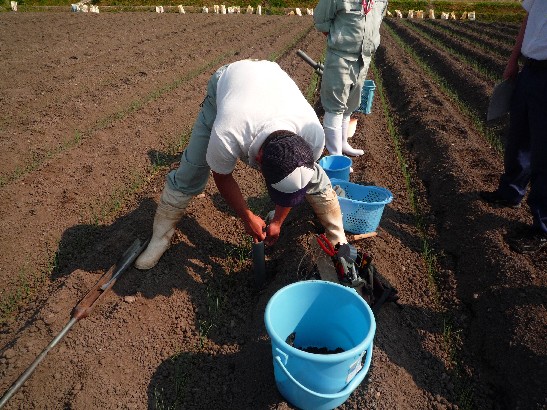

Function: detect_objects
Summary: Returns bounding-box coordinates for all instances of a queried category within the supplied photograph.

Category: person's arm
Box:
[313,0,336,34]
[504,13,528,80]
[212,171,266,243]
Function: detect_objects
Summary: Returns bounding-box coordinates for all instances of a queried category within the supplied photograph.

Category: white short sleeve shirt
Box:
[521,0,547,60]
[205,60,325,175]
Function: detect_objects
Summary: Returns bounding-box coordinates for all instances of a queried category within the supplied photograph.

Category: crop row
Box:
[375,16,546,408]
[0,16,310,188]
[416,20,515,58]
[0,15,318,324]
[383,18,514,148]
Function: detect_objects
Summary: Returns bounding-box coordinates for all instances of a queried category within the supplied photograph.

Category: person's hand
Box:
[264,221,281,246]
[243,212,267,243]
[262,206,290,246]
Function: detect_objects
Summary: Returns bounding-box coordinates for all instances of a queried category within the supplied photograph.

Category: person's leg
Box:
[167,65,229,194]
[321,52,353,155]
[341,114,363,156]
[343,56,371,156]
[305,164,347,246]
[347,55,371,115]
[323,112,343,155]
[525,67,547,233]
[505,66,547,253]
[481,69,530,207]
[136,65,228,269]
[498,71,531,202]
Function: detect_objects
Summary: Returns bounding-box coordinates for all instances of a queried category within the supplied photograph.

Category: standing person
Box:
[480,0,547,253]
[135,60,348,270]
[313,0,388,157]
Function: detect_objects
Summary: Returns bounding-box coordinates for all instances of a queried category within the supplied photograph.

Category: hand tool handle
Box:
[72,238,149,320]
[0,317,78,409]
[296,50,324,75]
[351,232,378,241]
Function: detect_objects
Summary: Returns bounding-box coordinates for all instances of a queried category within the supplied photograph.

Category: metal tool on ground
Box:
[296,49,324,76]
[0,237,149,409]
[252,241,266,289]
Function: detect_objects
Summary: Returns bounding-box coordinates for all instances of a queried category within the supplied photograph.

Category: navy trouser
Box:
[497,63,547,233]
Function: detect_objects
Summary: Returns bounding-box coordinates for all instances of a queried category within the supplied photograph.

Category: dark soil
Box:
[0,13,545,410]
[299,346,346,355]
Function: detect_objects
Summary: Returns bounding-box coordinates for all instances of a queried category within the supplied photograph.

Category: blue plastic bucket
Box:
[318,155,352,182]
[264,281,376,410]
[331,179,393,234]
[356,80,376,114]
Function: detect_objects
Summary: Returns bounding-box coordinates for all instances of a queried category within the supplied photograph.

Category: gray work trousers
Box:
[320,0,388,116]
[321,52,371,116]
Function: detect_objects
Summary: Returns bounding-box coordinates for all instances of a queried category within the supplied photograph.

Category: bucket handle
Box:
[273,344,373,400]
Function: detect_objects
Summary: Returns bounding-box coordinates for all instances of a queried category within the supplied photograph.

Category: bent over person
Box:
[135,59,348,270]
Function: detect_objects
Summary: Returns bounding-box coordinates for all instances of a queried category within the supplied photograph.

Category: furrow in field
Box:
[0,14,316,316]
[420,19,514,59]
[0,14,309,187]
[377,24,546,409]
[384,19,495,129]
[482,20,520,37]
[401,19,507,80]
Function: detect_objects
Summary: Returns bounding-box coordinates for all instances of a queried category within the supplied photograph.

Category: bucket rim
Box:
[264,280,376,362]
[318,155,353,168]
[331,179,393,205]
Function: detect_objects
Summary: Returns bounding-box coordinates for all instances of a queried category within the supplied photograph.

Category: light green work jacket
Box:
[314,0,385,61]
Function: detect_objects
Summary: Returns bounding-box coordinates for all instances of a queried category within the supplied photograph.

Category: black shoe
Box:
[507,229,547,253]
[479,190,521,209]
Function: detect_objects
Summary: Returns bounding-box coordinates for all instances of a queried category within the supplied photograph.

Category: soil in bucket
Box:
[265,280,376,409]
[286,332,345,354]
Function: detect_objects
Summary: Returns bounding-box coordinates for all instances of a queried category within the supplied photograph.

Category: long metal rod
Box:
[0,237,148,409]
[0,317,78,408]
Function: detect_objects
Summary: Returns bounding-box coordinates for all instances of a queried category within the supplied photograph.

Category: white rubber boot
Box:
[324,127,342,156]
[323,112,343,156]
[135,185,193,270]
[342,115,364,157]
[307,187,347,246]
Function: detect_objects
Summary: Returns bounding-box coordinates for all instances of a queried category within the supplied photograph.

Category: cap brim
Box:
[267,185,307,207]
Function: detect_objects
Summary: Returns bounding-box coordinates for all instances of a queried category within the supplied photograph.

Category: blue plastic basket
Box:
[331,179,393,234]
[355,80,376,115]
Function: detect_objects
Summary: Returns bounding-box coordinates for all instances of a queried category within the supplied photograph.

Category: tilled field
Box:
[0,13,545,410]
